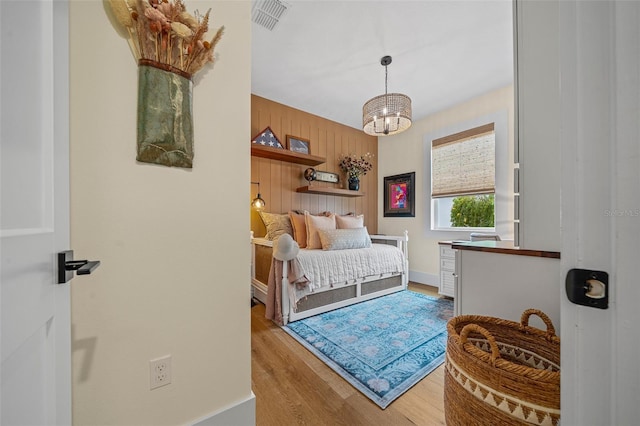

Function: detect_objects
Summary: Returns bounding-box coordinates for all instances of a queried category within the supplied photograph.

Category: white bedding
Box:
[293,243,406,298]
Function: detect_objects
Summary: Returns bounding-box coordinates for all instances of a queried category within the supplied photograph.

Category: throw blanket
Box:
[296,244,405,291]
[265,257,309,326]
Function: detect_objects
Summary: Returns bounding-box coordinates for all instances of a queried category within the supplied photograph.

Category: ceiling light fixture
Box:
[250,181,266,210]
[362,55,412,136]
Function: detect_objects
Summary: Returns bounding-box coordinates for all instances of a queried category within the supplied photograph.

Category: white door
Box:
[1,0,71,424]
[559,0,640,424]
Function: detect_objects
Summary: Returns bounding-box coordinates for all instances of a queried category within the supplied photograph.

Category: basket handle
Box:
[520,309,557,340]
[460,324,501,365]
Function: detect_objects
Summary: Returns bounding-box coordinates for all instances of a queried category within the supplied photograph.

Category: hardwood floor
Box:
[251,283,448,425]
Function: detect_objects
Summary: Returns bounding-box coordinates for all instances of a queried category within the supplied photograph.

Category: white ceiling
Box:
[251,0,514,131]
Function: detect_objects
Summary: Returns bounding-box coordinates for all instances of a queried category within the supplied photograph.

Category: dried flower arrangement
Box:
[339,152,374,179]
[108,0,224,77]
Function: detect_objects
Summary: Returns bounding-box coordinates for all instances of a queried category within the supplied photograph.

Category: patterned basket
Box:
[444,309,560,426]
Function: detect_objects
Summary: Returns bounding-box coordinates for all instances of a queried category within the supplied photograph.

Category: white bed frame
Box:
[250,231,409,325]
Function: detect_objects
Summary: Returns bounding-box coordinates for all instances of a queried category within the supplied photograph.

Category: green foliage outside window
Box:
[450,195,495,227]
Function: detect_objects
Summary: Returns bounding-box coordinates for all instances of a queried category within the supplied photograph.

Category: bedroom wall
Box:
[251,95,379,235]
[378,85,515,285]
[69,1,252,425]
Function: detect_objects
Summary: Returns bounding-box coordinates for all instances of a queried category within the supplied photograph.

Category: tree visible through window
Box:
[450,194,495,227]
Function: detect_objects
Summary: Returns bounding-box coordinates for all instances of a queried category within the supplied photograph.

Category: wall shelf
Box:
[296,185,364,197]
[251,144,326,166]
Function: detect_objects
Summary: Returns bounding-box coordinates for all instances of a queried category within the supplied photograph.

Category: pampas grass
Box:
[109,0,140,60]
[107,0,224,77]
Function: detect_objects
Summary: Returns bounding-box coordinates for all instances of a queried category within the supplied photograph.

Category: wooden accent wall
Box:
[251,95,378,236]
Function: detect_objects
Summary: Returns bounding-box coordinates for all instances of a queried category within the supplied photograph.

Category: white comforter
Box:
[295,243,406,294]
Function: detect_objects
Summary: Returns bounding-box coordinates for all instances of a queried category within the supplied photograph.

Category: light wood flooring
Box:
[251,283,448,426]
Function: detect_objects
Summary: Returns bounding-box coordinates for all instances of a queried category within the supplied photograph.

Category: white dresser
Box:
[452,241,561,333]
[438,242,456,297]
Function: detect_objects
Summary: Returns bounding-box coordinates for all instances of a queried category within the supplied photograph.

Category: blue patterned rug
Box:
[283,290,453,409]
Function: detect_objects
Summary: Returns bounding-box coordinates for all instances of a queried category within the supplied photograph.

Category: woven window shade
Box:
[431,123,495,198]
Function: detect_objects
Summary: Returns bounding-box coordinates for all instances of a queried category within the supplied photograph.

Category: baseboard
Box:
[251,279,267,304]
[408,270,439,287]
[190,392,255,426]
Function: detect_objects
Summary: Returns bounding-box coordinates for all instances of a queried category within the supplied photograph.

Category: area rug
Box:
[283,290,454,409]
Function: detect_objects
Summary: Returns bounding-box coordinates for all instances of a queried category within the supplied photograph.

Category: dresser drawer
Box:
[440,270,455,297]
[440,245,456,259]
[441,257,456,272]
[439,243,457,298]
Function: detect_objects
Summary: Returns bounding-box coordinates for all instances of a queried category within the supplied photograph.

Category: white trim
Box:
[0,228,54,238]
[558,0,640,423]
[251,278,268,304]
[424,110,511,241]
[285,282,405,324]
[408,270,439,288]
[190,393,256,426]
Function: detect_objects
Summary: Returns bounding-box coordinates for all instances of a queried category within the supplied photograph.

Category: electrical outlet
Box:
[149,355,172,390]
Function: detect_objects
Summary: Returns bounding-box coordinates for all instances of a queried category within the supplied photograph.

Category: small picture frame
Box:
[286,135,311,155]
[384,172,416,217]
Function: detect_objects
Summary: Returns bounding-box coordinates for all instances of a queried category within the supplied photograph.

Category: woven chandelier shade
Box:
[362,55,412,136]
[362,93,412,136]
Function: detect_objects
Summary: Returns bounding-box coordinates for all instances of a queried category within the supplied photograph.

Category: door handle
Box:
[565,268,608,309]
[58,250,101,284]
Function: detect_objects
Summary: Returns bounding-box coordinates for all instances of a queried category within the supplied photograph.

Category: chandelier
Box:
[362,56,412,136]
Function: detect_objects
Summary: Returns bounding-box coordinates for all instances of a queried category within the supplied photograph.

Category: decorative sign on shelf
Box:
[304,168,340,184]
[107,0,225,168]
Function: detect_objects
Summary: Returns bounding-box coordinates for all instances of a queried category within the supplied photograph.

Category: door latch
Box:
[565,268,608,309]
[58,250,101,284]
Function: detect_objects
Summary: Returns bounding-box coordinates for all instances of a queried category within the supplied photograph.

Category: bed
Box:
[251,231,409,325]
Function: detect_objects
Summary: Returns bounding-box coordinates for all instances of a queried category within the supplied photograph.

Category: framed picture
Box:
[384,172,415,217]
[286,135,311,155]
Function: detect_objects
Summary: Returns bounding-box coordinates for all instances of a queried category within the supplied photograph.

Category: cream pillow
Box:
[258,211,293,240]
[319,227,372,251]
[288,210,308,248]
[305,212,336,249]
[336,214,364,229]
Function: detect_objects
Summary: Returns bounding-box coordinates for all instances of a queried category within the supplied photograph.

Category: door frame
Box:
[559,0,639,424]
[53,0,72,422]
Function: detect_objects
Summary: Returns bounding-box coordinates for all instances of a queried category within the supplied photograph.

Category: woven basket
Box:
[444,309,560,426]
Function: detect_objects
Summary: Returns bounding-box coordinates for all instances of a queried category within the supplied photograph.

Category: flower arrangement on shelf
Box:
[339,152,374,180]
[108,0,224,77]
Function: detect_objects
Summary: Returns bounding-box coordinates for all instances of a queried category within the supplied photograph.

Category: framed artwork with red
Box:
[384,172,415,217]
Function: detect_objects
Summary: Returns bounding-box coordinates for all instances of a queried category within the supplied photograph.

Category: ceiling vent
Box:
[252,0,291,31]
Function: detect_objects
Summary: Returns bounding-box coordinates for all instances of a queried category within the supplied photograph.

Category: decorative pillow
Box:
[318,227,372,251]
[336,214,364,229]
[258,211,293,240]
[288,210,308,248]
[305,212,336,249]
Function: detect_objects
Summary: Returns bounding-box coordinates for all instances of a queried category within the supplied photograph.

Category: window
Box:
[431,123,495,230]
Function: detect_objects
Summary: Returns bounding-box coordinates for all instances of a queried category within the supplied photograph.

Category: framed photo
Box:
[286,135,311,155]
[384,172,415,217]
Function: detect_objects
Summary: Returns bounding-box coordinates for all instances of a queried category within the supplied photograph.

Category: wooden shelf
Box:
[251,144,326,166]
[296,185,365,197]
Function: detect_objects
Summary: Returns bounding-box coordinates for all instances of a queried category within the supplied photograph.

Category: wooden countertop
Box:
[440,240,561,259]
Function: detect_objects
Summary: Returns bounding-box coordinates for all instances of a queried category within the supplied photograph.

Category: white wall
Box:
[69,1,252,424]
[514,0,561,251]
[378,86,514,285]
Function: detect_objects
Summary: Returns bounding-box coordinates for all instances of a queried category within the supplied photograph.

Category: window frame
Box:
[423,110,511,239]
